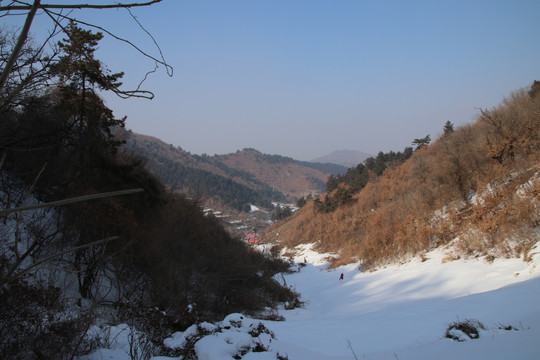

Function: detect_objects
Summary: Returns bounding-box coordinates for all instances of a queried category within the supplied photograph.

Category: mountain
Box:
[123,132,341,211]
[312,149,372,167]
[214,148,345,198]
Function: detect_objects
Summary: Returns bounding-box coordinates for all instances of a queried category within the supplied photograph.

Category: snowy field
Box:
[83,242,540,359]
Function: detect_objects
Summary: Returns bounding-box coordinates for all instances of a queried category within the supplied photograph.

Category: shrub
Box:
[445,319,486,341]
[0,276,95,359]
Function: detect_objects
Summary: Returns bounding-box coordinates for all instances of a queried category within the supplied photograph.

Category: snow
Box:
[82,242,540,359]
[262,244,540,360]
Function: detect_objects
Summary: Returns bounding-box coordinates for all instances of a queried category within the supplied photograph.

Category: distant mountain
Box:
[300,160,347,176]
[215,148,344,198]
[312,150,372,168]
[122,132,339,211]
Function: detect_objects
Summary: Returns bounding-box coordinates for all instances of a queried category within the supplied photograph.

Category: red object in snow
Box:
[246,233,259,244]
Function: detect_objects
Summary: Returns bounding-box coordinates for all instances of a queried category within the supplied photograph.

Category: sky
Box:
[9,0,540,161]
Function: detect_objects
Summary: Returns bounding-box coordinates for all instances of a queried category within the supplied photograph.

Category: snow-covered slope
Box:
[82,242,540,359]
[263,244,540,359]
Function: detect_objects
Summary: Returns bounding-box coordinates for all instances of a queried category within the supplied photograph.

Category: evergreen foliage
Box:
[271,206,293,221]
[412,134,431,151]
[296,194,313,208]
[304,162,347,175]
[327,148,414,192]
[317,148,413,212]
[53,21,124,92]
[443,120,455,137]
[51,22,126,170]
[131,145,285,211]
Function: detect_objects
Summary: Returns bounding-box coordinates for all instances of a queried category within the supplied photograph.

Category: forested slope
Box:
[124,132,284,210]
[125,134,342,210]
[215,148,334,198]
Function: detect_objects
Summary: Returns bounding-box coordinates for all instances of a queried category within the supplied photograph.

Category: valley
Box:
[123,130,348,239]
[1,3,538,358]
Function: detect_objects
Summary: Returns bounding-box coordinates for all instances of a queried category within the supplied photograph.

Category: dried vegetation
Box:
[263,82,540,269]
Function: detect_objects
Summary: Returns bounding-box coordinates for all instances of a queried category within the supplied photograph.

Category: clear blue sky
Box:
[15,0,540,160]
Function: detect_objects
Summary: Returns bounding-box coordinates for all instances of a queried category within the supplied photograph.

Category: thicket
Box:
[263,82,540,269]
[0,23,297,358]
[271,205,293,221]
[326,148,414,192]
[316,147,413,213]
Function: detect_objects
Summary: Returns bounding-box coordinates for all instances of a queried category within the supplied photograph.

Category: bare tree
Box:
[0,186,143,290]
[0,26,59,112]
[479,88,539,165]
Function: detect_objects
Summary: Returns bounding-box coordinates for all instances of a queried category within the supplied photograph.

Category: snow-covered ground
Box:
[83,242,540,359]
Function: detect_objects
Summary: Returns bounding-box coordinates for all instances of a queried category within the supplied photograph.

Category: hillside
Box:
[262,83,540,269]
[215,148,337,198]
[124,133,344,210]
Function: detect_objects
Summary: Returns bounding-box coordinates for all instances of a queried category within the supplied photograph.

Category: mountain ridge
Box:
[312,149,372,167]
[123,131,347,211]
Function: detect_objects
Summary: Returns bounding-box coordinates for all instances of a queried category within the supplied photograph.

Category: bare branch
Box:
[1,235,119,288]
[0,4,65,110]
[0,1,162,11]
[126,6,173,76]
[0,0,40,94]
[0,187,144,215]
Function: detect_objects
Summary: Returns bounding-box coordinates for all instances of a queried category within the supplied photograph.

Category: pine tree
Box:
[412,134,431,151]
[443,121,455,138]
[52,21,126,168]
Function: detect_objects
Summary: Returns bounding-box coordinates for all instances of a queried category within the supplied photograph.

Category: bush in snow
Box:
[0,276,95,359]
[444,319,486,342]
[164,313,276,360]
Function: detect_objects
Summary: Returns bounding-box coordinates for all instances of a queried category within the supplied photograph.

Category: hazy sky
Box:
[15,0,540,160]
